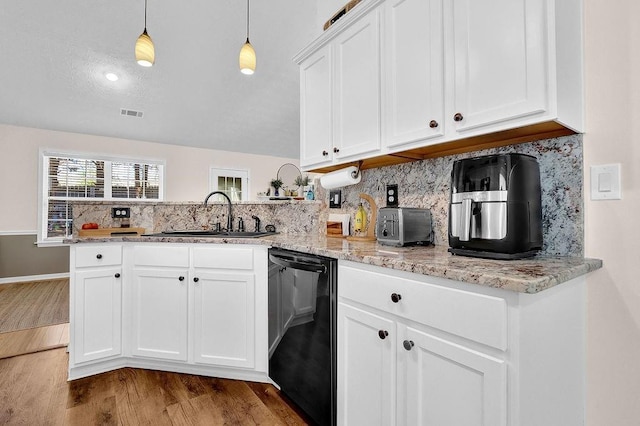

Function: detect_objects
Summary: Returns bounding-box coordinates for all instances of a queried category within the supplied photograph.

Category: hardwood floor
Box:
[0,348,310,425]
[0,323,69,359]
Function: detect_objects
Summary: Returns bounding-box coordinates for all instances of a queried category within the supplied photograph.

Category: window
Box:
[209,168,249,202]
[39,151,165,244]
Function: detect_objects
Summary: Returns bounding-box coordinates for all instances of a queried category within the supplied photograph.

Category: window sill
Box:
[35,239,70,248]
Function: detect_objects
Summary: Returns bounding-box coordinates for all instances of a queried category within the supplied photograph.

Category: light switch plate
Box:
[591,164,621,200]
[329,190,342,208]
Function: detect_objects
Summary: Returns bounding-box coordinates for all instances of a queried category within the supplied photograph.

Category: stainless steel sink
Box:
[143,230,277,238]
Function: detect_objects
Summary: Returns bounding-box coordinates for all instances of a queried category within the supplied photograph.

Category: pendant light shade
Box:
[239,0,256,75]
[239,39,256,75]
[135,0,155,67]
[135,29,155,67]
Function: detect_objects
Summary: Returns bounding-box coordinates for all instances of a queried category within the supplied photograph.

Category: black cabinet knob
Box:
[429,120,439,128]
[96,254,103,259]
[322,150,329,156]
[378,330,389,340]
[391,293,402,303]
[453,112,464,122]
[193,277,199,283]
[333,147,340,153]
[403,340,415,351]
[178,276,185,281]
[114,273,120,278]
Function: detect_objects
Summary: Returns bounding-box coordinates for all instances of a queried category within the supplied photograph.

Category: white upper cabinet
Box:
[449,0,548,135]
[300,45,334,169]
[295,0,583,170]
[382,0,445,148]
[333,9,382,160]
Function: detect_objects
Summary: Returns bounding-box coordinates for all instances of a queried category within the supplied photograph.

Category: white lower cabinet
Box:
[69,243,268,382]
[338,303,395,426]
[70,244,123,365]
[72,267,122,364]
[397,324,506,426]
[192,270,255,368]
[131,268,189,361]
[338,303,505,426]
[338,260,585,426]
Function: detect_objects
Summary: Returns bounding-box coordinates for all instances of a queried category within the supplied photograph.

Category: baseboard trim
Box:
[0,272,70,285]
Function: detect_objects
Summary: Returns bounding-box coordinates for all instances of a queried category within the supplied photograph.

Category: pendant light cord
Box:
[246,0,250,41]
[144,0,148,30]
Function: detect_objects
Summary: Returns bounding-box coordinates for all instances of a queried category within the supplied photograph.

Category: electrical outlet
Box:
[329,190,342,208]
[111,207,131,218]
[386,184,399,207]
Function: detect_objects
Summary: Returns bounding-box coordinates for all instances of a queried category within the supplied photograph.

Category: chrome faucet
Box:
[204,191,233,232]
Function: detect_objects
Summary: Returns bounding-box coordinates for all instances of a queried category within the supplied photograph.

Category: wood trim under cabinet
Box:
[307,121,576,173]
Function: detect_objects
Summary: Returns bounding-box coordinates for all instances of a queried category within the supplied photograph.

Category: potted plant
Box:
[270,178,283,197]
[294,175,310,188]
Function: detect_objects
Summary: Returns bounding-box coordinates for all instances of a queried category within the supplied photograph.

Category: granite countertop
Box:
[66,233,602,294]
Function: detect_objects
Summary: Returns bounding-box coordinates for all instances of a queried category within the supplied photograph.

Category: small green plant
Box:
[294,175,310,187]
[270,178,283,189]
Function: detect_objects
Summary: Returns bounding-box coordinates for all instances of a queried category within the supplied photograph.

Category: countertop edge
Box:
[65,235,603,294]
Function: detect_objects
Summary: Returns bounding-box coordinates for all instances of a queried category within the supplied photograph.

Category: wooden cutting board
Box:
[78,227,146,237]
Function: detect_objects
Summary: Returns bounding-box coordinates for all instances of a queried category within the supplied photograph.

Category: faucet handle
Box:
[238,217,245,232]
[251,215,261,232]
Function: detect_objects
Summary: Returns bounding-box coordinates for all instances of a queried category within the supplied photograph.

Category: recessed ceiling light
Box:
[105,73,119,82]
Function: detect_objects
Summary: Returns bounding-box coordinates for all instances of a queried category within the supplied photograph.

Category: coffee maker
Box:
[448,153,543,259]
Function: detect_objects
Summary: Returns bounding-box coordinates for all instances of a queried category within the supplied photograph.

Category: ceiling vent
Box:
[120,108,144,118]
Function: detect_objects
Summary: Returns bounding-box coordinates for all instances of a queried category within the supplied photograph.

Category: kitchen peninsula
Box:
[67,226,601,425]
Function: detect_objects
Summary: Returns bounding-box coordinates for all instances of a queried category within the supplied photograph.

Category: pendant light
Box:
[135,0,155,67]
[239,0,256,75]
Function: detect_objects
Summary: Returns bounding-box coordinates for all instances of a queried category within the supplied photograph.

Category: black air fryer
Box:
[448,153,543,260]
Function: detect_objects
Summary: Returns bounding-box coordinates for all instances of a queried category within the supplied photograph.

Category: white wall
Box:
[584,1,640,424]
[0,124,298,232]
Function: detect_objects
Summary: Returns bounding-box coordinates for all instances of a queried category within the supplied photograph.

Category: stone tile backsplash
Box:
[316,134,584,256]
[72,134,583,257]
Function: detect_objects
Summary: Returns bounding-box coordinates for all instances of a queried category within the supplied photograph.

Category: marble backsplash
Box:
[72,134,583,257]
[71,200,322,236]
[315,134,584,257]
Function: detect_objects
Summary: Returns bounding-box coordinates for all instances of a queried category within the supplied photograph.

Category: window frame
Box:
[38,149,166,246]
[209,167,250,202]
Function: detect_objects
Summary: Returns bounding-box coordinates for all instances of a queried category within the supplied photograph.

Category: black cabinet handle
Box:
[96,254,103,259]
[403,340,415,351]
[114,273,120,278]
[178,276,185,281]
[453,112,464,122]
[378,330,388,340]
[391,293,402,303]
[429,120,439,128]
[193,277,199,283]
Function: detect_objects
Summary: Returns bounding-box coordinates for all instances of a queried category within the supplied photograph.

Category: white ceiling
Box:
[0,1,318,158]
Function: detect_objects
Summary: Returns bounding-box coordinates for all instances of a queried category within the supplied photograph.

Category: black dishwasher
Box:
[268,248,337,426]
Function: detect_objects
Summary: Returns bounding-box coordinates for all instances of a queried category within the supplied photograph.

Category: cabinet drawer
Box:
[134,245,189,268]
[193,246,254,270]
[339,264,507,351]
[75,245,122,268]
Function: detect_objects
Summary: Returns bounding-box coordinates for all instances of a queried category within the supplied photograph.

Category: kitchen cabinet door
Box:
[131,268,189,361]
[333,9,382,160]
[337,303,395,426]
[193,270,255,368]
[450,0,548,135]
[72,267,122,363]
[300,44,334,169]
[397,324,507,426]
[382,0,445,149]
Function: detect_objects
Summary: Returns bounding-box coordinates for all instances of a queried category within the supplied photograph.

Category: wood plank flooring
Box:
[0,323,69,359]
[0,348,310,425]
